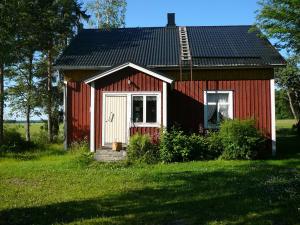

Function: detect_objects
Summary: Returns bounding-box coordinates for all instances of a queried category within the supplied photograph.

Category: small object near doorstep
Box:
[112,142,122,151]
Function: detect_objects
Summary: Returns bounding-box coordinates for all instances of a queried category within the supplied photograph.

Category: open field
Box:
[4,122,44,138]
[0,120,299,225]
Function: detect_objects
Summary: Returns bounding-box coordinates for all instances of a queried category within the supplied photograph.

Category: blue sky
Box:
[119,0,259,27]
[4,0,278,120]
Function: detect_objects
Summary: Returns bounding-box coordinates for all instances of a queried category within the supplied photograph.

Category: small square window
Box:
[131,95,159,125]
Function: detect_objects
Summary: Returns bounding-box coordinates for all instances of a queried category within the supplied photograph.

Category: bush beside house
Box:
[127,133,159,164]
[218,120,265,160]
[127,119,266,163]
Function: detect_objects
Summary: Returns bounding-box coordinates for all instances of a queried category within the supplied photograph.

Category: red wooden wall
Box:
[169,80,272,139]
[94,67,164,149]
[66,68,273,152]
[67,81,91,145]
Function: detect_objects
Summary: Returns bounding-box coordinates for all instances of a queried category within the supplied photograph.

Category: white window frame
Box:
[131,94,161,127]
[204,90,233,129]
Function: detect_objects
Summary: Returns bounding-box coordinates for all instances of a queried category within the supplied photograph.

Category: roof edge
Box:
[84,62,174,84]
[56,63,286,71]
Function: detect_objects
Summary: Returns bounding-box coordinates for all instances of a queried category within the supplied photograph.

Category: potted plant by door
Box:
[112,140,122,151]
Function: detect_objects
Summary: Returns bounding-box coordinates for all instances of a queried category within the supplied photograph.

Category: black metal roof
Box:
[55,25,286,70]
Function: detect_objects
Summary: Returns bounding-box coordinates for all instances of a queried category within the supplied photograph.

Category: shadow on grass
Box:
[0,144,66,161]
[1,165,299,225]
[276,127,300,159]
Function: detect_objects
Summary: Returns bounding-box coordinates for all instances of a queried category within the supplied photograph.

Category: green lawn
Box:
[0,120,299,225]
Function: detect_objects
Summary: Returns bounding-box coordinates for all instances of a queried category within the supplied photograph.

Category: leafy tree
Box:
[275,56,300,129]
[35,56,64,139]
[35,0,88,142]
[276,89,294,119]
[255,0,300,53]
[0,0,20,144]
[86,0,126,28]
[7,56,41,142]
[6,0,44,142]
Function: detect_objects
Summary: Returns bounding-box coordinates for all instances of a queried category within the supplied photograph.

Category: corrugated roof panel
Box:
[55,25,285,69]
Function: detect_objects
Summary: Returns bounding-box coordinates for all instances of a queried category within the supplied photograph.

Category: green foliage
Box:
[2,0,88,144]
[206,131,224,158]
[86,0,127,29]
[0,0,19,64]
[70,138,94,166]
[6,53,42,142]
[255,0,300,53]
[127,133,159,164]
[69,138,89,153]
[0,127,32,152]
[159,127,216,163]
[275,56,300,121]
[276,89,294,119]
[218,120,266,160]
[159,127,188,162]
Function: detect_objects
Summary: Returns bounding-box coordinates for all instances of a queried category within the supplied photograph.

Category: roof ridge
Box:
[81,25,253,31]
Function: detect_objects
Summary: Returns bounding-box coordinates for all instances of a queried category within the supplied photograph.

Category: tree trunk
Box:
[25,104,30,142]
[25,55,33,142]
[47,49,53,142]
[0,64,4,145]
[293,90,300,117]
[287,90,297,119]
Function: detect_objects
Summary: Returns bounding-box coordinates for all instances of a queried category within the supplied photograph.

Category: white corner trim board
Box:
[84,62,173,84]
[63,80,68,150]
[163,82,167,127]
[270,79,276,156]
[90,82,95,152]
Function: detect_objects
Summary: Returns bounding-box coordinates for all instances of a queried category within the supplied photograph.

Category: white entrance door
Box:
[104,95,127,145]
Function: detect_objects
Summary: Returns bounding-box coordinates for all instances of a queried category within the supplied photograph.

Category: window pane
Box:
[207,105,217,127]
[132,96,143,122]
[146,96,157,123]
[207,93,229,103]
[219,105,229,122]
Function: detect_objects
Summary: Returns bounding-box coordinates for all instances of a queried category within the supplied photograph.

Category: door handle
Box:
[109,112,114,122]
[106,112,114,122]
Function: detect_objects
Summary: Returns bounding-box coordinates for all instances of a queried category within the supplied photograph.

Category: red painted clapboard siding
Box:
[169,80,271,139]
[130,127,161,143]
[94,67,164,149]
[67,81,91,145]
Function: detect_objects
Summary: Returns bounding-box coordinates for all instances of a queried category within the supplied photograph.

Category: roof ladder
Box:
[179,26,192,81]
[179,27,191,61]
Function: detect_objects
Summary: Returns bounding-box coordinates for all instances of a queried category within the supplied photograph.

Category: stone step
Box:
[94,150,127,161]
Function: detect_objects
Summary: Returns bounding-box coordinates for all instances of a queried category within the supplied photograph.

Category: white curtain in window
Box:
[217,94,228,103]
[207,93,228,103]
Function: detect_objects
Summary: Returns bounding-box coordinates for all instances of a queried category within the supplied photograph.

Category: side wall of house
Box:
[94,67,163,148]
[66,81,91,145]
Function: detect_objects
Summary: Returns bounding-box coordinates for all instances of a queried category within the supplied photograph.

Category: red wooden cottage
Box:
[55,14,285,156]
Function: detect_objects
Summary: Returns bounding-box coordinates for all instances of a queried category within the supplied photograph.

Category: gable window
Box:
[204,91,233,128]
[132,94,160,126]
